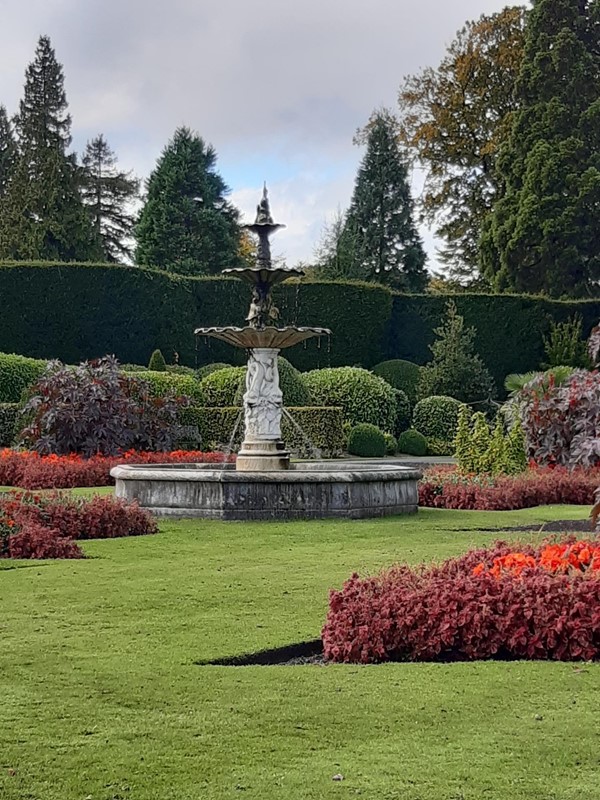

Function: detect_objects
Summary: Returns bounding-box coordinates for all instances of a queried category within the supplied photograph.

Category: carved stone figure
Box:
[243,349,282,439]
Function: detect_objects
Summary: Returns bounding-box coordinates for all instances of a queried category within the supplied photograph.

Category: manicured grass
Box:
[1,505,599,799]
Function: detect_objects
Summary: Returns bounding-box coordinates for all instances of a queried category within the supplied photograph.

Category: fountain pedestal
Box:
[236,347,290,471]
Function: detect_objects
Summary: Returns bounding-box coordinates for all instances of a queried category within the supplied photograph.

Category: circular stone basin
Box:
[110,461,422,520]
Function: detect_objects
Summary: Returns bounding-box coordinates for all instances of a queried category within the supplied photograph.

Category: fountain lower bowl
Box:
[110,461,422,520]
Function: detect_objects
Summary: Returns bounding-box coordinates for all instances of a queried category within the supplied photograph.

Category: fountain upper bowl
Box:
[194,325,331,349]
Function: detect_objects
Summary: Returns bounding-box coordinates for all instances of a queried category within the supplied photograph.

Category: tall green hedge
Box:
[388,293,600,388]
[2,262,600,389]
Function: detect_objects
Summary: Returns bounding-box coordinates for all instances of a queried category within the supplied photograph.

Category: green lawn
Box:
[1,504,599,800]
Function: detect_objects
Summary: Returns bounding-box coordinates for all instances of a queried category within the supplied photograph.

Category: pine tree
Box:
[0,36,101,261]
[80,135,139,262]
[341,110,428,291]
[0,105,16,199]
[135,127,241,275]
[480,0,600,297]
[418,300,496,403]
[313,208,363,280]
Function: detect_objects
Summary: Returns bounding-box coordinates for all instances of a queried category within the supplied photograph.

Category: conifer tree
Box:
[480,0,600,297]
[80,134,139,262]
[505,419,528,474]
[454,405,476,473]
[135,127,241,275]
[419,300,495,403]
[488,417,507,475]
[0,105,16,199]
[0,35,101,261]
[471,412,492,473]
[341,110,427,291]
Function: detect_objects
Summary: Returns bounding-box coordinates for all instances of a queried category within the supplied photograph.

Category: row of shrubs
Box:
[322,537,600,663]
[0,449,231,489]
[0,492,158,559]
[418,466,599,510]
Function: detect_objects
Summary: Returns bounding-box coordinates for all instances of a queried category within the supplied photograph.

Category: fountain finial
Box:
[255,183,274,225]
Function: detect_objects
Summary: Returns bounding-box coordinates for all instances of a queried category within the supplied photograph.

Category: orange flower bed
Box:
[473,540,600,578]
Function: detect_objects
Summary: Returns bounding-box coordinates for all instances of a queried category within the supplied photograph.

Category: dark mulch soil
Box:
[505,519,595,534]
[197,639,324,667]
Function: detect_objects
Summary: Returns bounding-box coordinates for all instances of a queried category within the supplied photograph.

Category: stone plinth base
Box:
[236,439,290,472]
[110,461,422,520]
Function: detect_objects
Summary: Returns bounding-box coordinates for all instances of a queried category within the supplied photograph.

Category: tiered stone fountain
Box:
[111,188,421,519]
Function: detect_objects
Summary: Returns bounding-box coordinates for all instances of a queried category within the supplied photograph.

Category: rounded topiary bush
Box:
[373,359,421,404]
[384,432,398,456]
[397,428,428,456]
[276,357,311,406]
[304,367,397,432]
[200,367,246,407]
[412,396,463,451]
[0,353,48,403]
[196,362,233,380]
[394,389,411,437]
[347,423,387,458]
[126,370,204,402]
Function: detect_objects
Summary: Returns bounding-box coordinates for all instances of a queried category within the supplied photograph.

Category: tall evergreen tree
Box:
[80,134,139,262]
[0,105,16,199]
[342,110,428,292]
[480,0,600,297]
[135,127,241,275]
[0,35,101,261]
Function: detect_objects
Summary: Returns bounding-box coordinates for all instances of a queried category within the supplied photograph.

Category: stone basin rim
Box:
[110,462,422,483]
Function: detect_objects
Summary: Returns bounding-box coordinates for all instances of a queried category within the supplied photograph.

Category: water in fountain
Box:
[281,408,322,460]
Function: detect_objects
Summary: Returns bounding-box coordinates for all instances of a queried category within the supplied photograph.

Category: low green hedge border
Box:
[178,406,345,458]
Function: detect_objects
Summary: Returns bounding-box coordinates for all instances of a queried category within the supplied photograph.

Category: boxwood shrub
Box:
[200,367,246,407]
[398,428,428,456]
[0,402,20,446]
[347,423,387,457]
[303,367,397,432]
[0,353,48,402]
[125,370,204,402]
[394,389,411,437]
[412,396,463,452]
[373,359,421,404]
[179,405,345,457]
[196,362,233,380]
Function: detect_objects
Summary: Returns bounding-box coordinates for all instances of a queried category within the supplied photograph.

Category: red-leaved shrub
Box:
[0,448,232,489]
[0,492,158,558]
[7,523,83,559]
[322,539,600,663]
[419,465,599,510]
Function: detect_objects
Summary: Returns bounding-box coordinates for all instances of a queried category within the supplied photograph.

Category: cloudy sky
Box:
[1,0,512,268]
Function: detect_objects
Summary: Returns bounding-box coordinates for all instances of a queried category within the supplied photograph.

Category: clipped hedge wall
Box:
[388,293,600,388]
[0,402,20,446]
[3,262,600,389]
[0,353,48,402]
[179,405,345,458]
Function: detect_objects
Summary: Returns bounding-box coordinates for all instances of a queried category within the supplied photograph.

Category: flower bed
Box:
[0,449,232,489]
[0,492,158,559]
[419,465,599,510]
[322,538,600,664]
